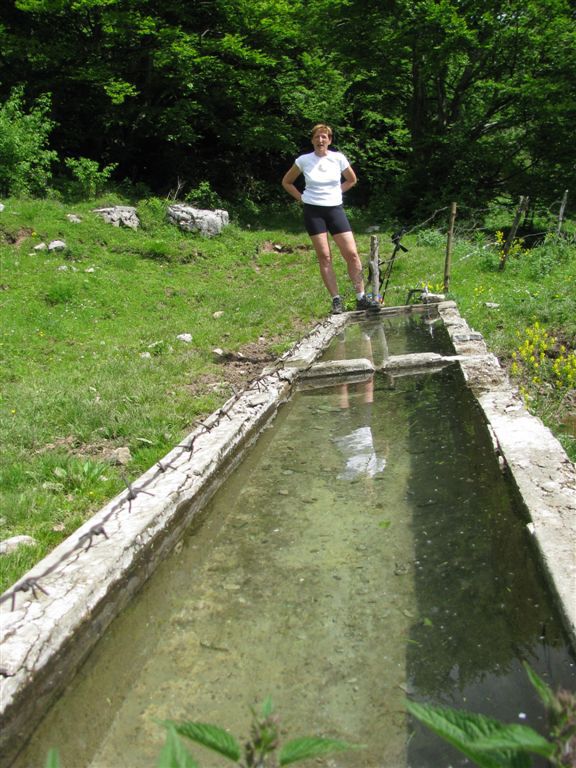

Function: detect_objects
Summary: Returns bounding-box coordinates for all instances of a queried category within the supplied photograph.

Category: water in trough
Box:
[14,314,575,768]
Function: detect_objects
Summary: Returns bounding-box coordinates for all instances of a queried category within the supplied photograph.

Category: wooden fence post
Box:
[444,202,457,292]
[369,235,380,300]
[499,195,529,271]
[557,189,569,238]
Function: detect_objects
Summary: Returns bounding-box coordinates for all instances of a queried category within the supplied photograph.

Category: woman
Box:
[282,124,379,314]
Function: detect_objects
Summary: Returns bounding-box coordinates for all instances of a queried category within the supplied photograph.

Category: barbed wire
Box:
[385,195,573,239]
[0,319,335,614]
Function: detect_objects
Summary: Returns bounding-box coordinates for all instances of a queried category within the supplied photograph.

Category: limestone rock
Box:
[92,206,140,230]
[110,447,132,466]
[0,536,37,556]
[167,205,229,237]
[48,240,67,251]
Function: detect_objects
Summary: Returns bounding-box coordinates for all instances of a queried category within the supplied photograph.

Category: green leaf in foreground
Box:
[279,736,359,765]
[472,725,555,757]
[260,695,274,719]
[523,662,557,711]
[406,700,540,768]
[157,725,200,768]
[44,748,62,768]
[165,721,241,762]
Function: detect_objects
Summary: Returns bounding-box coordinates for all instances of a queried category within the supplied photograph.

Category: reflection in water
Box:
[13,315,575,768]
[332,327,387,481]
[402,366,575,766]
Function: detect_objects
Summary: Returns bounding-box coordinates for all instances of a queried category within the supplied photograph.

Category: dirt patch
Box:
[0,226,33,246]
[33,434,130,464]
[33,435,79,455]
[259,240,310,254]
[205,339,279,393]
[191,323,314,395]
[220,348,276,389]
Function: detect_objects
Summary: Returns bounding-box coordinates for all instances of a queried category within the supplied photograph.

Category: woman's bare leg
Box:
[333,231,365,293]
[310,232,339,296]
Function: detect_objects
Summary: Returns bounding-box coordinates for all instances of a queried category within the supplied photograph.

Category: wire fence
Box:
[364,194,574,288]
[411,195,572,242]
[0,319,336,618]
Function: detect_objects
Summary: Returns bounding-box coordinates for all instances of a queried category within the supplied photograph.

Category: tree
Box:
[0,0,574,216]
[0,86,57,196]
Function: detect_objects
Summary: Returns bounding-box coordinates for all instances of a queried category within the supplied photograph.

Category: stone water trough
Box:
[0,302,574,765]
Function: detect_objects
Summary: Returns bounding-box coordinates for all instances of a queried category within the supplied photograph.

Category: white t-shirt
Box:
[295,150,350,206]
[333,426,386,481]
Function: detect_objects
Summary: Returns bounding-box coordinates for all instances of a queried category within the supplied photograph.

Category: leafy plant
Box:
[184,181,223,210]
[64,157,118,199]
[528,234,575,279]
[407,663,576,767]
[45,699,359,767]
[511,323,576,392]
[44,748,61,768]
[51,459,107,492]
[494,230,526,268]
[0,87,58,197]
[416,229,446,248]
[162,697,358,767]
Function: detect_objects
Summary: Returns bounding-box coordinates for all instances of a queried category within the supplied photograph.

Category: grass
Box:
[1,195,574,593]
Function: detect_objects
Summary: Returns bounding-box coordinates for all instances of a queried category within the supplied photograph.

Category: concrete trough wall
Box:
[1,302,574,765]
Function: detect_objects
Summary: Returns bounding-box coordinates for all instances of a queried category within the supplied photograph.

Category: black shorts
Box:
[303,204,352,236]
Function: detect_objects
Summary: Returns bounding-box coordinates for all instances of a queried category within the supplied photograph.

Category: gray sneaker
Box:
[356,295,380,312]
[331,296,344,314]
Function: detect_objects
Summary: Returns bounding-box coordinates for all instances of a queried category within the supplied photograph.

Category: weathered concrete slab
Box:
[381,352,457,379]
[382,352,444,369]
[299,357,374,380]
[280,315,348,367]
[451,353,509,392]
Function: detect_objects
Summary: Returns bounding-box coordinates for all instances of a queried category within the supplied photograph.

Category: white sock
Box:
[356,292,364,300]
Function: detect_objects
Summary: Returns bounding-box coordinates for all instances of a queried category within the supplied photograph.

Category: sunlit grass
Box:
[1,197,574,590]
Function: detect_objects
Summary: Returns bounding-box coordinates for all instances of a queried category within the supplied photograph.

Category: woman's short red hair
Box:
[311,124,333,139]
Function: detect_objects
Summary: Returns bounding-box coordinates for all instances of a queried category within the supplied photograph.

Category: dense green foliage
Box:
[0,87,57,196]
[1,0,574,216]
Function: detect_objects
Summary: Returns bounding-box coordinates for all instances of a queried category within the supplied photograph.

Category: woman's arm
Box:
[341,165,357,194]
[282,164,303,202]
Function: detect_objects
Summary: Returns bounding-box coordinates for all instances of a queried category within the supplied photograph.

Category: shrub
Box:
[64,157,118,199]
[416,228,445,248]
[184,180,223,209]
[528,234,575,279]
[511,322,576,392]
[0,87,58,197]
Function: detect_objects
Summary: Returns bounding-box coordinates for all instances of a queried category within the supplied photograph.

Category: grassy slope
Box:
[1,197,574,592]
